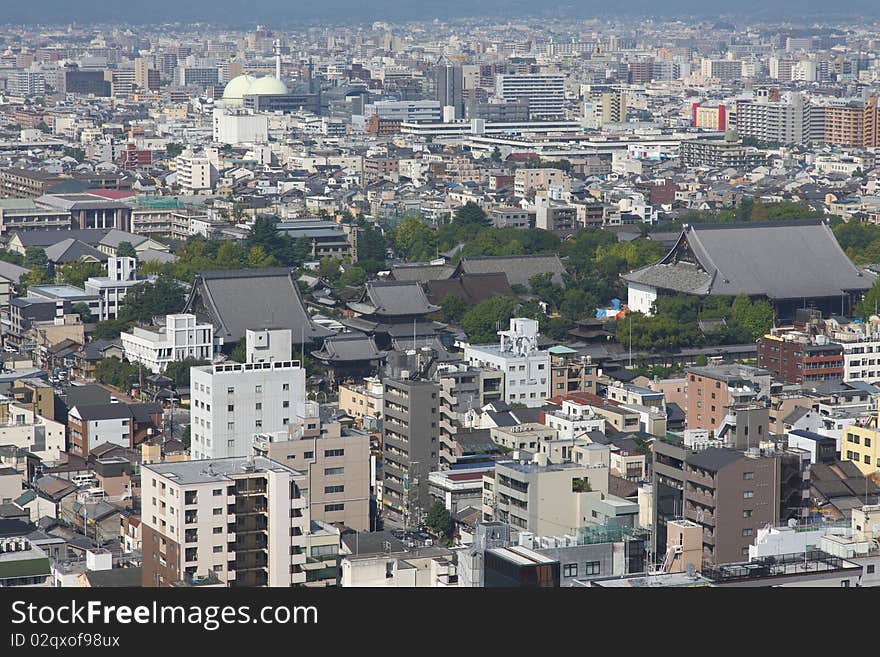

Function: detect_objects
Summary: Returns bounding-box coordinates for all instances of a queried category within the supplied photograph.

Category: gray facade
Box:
[382,378,440,529]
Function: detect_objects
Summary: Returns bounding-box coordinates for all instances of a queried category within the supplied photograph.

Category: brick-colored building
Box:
[685,365,772,431]
[757,334,844,384]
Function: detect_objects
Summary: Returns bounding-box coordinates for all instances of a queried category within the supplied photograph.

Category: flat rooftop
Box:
[143,456,301,485]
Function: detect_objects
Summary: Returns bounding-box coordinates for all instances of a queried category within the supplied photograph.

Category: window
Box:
[743,472,754,480]
[227,404,234,412]
[282,383,290,391]
[255,403,262,410]
[743,491,754,499]
[213,489,222,496]
[325,503,344,512]
[866,438,872,448]
[743,510,752,518]
[325,467,344,476]
[304,451,314,459]
[255,385,262,394]
[584,561,600,576]
[841,580,850,588]
[213,508,222,515]
[868,565,876,574]
[213,527,223,534]
[563,563,578,578]
[227,387,234,394]
[866,455,872,465]
[742,528,754,537]
[324,485,344,494]
[283,401,289,408]
[213,546,223,553]
[324,449,344,457]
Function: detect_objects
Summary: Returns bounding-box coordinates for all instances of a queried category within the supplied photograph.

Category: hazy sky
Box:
[2,0,879,25]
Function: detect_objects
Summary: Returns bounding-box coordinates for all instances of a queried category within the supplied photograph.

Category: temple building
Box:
[623,220,875,321]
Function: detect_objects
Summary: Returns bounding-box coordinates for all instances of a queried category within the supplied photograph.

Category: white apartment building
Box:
[175,151,218,194]
[735,92,810,145]
[189,329,307,460]
[543,400,606,438]
[141,456,310,587]
[83,256,153,322]
[212,109,269,146]
[121,313,215,374]
[837,332,880,384]
[463,318,551,408]
[495,74,565,120]
[0,402,66,463]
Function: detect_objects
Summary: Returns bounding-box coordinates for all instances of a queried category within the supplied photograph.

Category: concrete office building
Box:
[83,256,152,322]
[495,74,565,120]
[254,402,371,531]
[382,378,440,530]
[189,329,307,460]
[464,318,551,408]
[121,313,215,374]
[141,456,310,587]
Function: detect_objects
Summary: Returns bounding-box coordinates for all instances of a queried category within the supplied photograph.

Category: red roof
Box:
[447,472,486,482]
[87,189,137,200]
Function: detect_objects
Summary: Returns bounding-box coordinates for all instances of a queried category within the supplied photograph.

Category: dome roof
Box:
[222,74,256,106]
[247,76,289,96]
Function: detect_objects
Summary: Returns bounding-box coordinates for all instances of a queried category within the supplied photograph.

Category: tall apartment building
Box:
[464,318,551,408]
[254,402,371,531]
[735,93,810,145]
[700,58,744,80]
[495,74,565,120]
[514,167,569,198]
[652,442,807,565]
[141,456,310,587]
[535,195,578,234]
[678,135,766,169]
[7,71,46,97]
[600,91,627,124]
[382,378,440,530]
[177,66,220,88]
[120,313,215,374]
[175,151,217,194]
[436,363,504,468]
[691,102,727,131]
[757,333,844,384]
[189,329,307,460]
[685,364,772,431]
[430,63,464,119]
[134,57,160,91]
[819,97,879,148]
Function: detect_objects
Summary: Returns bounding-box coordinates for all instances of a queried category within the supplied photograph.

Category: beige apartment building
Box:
[338,376,383,427]
[141,456,311,587]
[254,403,371,531]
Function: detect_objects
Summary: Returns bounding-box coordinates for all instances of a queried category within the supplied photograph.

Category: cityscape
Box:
[2,11,880,590]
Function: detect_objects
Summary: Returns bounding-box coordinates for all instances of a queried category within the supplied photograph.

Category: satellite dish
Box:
[788,518,797,529]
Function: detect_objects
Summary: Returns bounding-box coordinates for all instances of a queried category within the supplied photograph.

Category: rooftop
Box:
[143,456,301,485]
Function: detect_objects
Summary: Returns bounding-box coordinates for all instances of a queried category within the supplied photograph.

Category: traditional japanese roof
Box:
[390,262,455,283]
[44,238,107,264]
[184,268,334,344]
[347,280,440,318]
[623,220,874,300]
[453,254,567,289]
[423,272,513,306]
[311,332,386,364]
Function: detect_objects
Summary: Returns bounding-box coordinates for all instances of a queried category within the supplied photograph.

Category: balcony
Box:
[234,516,268,533]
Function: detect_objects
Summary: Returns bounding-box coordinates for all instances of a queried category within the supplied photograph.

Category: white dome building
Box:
[247,76,289,96]
[221,74,256,107]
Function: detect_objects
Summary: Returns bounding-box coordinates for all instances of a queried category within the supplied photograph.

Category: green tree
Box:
[440,294,468,323]
[356,224,387,264]
[118,276,186,323]
[92,318,133,340]
[72,302,93,323]
[453,201,490,228]
[116,241,137,259]
[336,265,366,289]
[318,257,341,282]
[394,215,437,262]
[425,501,452,536]
[62,146,85,162]
[731,294,774,340]
[162,358,209,387]
[58,261,104,288]
[24,247,48,270]
[94,357,138,391]
[855,277,880,320]
[461,296,517,344]
[166,142,184,158]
